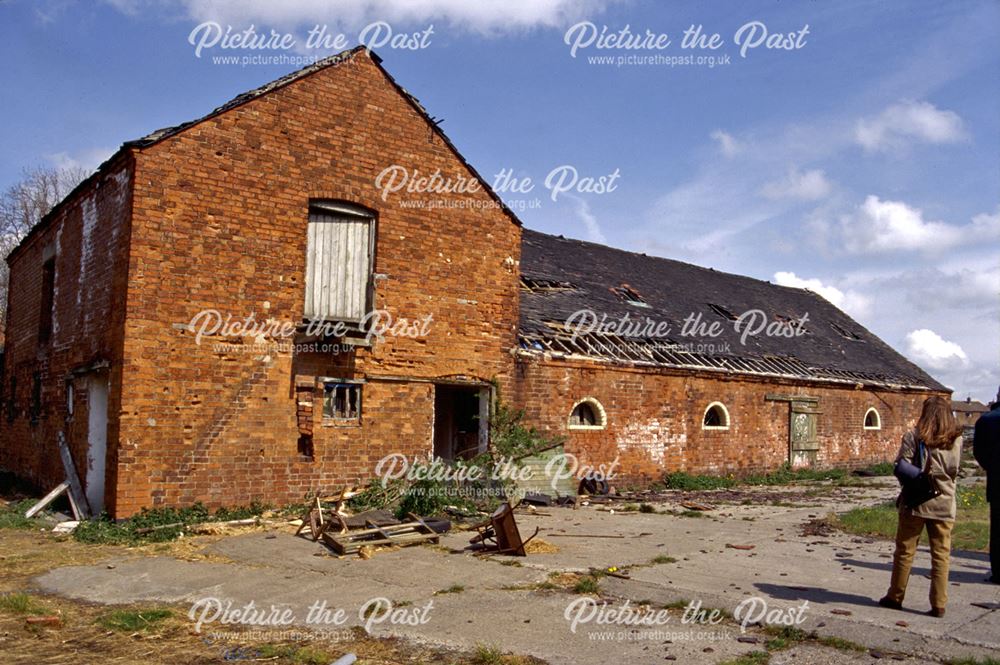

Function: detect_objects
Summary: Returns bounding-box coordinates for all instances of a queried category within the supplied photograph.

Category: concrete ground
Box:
[33,479,1000,664]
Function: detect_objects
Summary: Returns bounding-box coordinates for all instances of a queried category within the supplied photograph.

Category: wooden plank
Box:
[57,432,90,519]
[24,482,69,518]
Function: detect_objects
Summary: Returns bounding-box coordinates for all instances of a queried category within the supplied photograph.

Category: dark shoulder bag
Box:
[893,438,941,509]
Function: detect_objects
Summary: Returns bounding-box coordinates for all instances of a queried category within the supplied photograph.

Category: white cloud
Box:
[773,271,872,318]
[46,147,116,175]
[855,100,966,152]
[709,129,742,157]
[760,168,832,201]
[904,328,969,371]
[164,0,611,33]
[840,195,967,253]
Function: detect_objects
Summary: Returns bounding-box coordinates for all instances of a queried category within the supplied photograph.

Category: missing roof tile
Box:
[612,284,650,308]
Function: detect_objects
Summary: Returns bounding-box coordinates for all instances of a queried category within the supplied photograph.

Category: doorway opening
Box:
[433,384,489,461]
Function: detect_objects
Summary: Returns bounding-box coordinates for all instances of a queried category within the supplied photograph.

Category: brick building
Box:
[952,398,989,430]
[1,48,946,517]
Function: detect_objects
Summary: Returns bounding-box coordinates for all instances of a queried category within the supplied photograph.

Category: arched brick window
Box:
[864,407,881,430]
[568,398,607,430]
[703,402,730,430]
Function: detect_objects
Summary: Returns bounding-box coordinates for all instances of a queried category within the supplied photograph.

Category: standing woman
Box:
[879,395,964,617]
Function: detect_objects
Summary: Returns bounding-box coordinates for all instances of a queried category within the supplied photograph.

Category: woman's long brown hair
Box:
[916,395,963,448]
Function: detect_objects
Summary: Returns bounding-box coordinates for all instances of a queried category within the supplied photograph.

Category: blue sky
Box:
[2,0,998,400]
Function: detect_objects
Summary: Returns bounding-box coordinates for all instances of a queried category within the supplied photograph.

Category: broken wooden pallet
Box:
[322,514,440,555]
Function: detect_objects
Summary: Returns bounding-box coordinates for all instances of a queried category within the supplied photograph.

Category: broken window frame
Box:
[863,407,881,430]
[702,402,730,430]
[322,379,363,423]
[568,397,607,430]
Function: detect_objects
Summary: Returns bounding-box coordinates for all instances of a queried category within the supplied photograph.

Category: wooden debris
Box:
[57,432,90,520]
[322,515,441,555]
[24,481,70,518]
[680,501,714,512]
[725,543,756,551]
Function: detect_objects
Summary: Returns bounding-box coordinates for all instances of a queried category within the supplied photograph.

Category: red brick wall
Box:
[114,52,521,516]
[0,155,134,506]
[512,355,941,484]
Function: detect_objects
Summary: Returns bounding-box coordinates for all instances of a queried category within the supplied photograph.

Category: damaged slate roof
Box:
[518,229,946,392]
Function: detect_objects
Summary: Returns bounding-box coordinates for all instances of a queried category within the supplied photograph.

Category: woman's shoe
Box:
[927,607,945,618]
[878,597,903,610]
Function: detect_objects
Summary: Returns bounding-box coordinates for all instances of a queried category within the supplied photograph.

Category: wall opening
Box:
[864,407,881,430]
[433,384,487,461]
[702,402,730,430]
[568,398,607,430]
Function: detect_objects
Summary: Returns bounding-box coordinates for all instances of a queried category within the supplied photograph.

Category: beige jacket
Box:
[895,430,963,522]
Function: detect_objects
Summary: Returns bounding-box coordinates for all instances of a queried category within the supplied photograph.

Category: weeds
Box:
[0,592,47,615]
[96,608,172,632]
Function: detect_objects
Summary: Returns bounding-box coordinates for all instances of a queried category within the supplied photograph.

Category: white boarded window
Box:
[305,202,374,322]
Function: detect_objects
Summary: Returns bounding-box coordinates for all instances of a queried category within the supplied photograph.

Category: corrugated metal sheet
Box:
[305,211,371,321]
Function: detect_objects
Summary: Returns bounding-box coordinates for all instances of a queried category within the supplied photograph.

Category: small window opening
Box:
[65,380,74,418]
[703,402,730,430]
[612,284,649,308]
[864,408,881,430]
[708,303,738,321]
[38,257,56,343]
[568,398,606,429]
[571,402,597,426]
[323,382,362,420]
[297,434,315,459]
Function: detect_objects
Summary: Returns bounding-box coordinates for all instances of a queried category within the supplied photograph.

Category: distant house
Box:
[952,398,989,429]
[0,47,948,517]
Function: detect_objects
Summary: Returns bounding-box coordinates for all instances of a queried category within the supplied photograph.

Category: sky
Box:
[1,0,998,401]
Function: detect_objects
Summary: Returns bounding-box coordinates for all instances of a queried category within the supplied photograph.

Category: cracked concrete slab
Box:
[32,482,1000,664]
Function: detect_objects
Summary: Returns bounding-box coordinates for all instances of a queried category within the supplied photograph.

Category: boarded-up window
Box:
[304,202,374,322]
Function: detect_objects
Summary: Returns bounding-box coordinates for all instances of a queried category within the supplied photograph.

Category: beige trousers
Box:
[885,512,954,610]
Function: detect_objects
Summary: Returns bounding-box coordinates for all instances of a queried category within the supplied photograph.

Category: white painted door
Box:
[86,373,109,514]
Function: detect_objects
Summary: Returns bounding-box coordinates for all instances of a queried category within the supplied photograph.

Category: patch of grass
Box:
[498,559,523,567]
[573,575,601,595]
[73,501,274,546]
[719,651,770,665]
[836,484,990,551]
[664,472,735,490]
[620,503,639,512]
[0,499,36,530]
[436,584,465,595]
[680,509,706,518]
[470,643,536,665]
[763,625,810,650]
[0,592,48,615]
[96,608,172,632]
[650,554,678,564]
[663,599,690,610]
[860,461,895,476]
[664,464,849,491]
[639,503,656,513]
